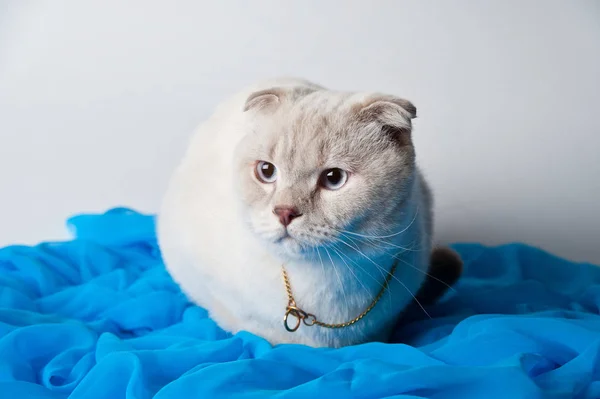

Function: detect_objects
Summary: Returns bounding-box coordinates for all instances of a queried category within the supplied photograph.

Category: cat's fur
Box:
[158,78,460,348]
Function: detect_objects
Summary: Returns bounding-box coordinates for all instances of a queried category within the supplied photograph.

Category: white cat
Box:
[158,78,461,348]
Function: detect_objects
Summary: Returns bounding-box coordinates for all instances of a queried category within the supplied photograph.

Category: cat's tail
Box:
[389,247,463,343]
[417,247,463,306]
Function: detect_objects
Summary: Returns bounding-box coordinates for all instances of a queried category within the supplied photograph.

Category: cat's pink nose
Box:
[273,206,302,227]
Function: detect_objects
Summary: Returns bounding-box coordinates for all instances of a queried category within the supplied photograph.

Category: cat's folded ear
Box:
[354,94,417,145]
[356,94,416,120]
[243,88,286,112]
[243,86,318,113]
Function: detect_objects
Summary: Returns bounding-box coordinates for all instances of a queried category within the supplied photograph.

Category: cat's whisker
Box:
[330,245,374,302]
[337,235,388,277]
[340,234,456,293]
[391,251,457,294]
[337,230,420,253]
[365,235,424,252]
[340,233,420,277]
[367,256,432,320]
[338,206,420,240]
[373,239,423,253]
[316,247,326,278]
[359,240,455,293]
[333,236,431,319]
[332,236,392,302]
[341,231,422,253]
[331,240,391,305]
[383,248,456,293]
[324,247,349,314]
[330,242,385,289]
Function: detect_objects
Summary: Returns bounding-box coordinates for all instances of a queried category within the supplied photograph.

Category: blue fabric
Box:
[1,208,599,399]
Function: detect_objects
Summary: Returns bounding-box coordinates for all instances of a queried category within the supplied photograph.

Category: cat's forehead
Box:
[264,94,360,162]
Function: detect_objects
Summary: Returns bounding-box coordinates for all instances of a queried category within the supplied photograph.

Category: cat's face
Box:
[234,88,416,261]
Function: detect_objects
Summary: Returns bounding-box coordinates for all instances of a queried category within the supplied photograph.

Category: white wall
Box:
[1,1,599,263]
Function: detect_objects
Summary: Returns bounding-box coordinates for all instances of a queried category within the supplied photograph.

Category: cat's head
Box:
[234,85,418,261]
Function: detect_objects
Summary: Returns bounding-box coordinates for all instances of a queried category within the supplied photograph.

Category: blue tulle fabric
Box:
[1,208,599,398]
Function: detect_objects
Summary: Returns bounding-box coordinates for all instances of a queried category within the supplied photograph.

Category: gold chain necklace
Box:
[281,260,398,332]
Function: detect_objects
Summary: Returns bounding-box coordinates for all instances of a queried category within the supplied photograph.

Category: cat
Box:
[158,78,462,348]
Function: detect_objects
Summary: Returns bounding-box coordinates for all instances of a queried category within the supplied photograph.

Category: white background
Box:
[1,1,599,263]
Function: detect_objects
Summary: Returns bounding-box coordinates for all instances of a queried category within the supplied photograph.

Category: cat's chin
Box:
[274,238,307,259]
[261,235,314,262]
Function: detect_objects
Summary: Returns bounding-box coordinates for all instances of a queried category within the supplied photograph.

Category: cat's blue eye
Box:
[255,161,277,183]
[319,168,348,190]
